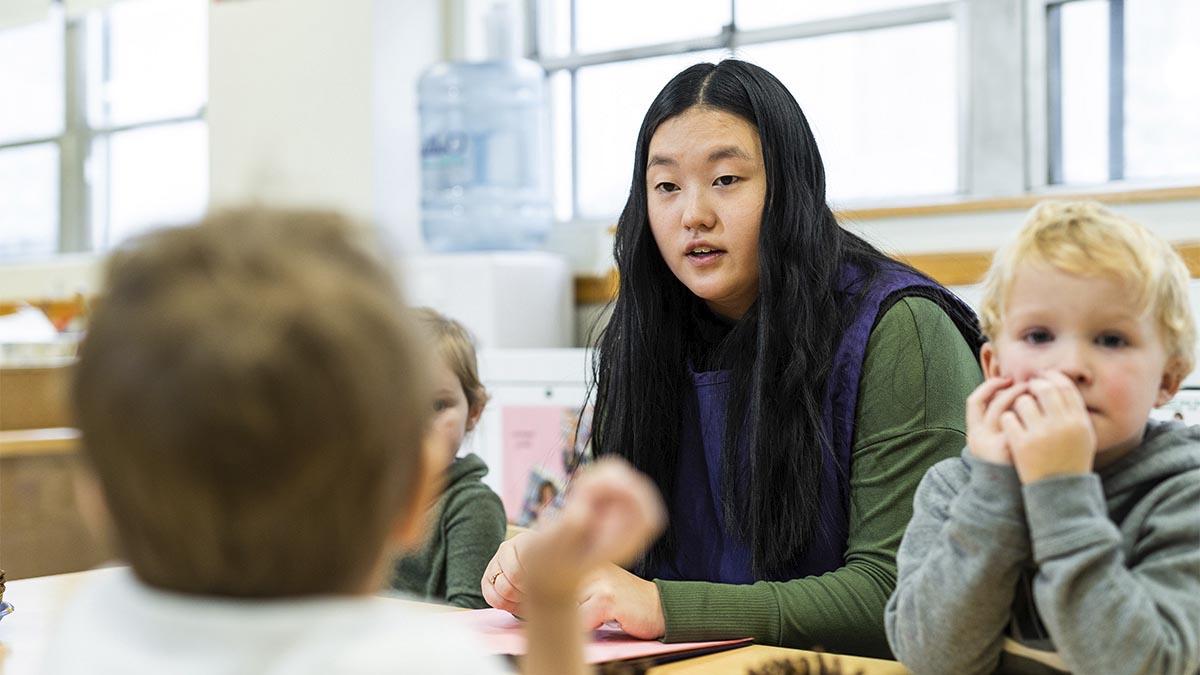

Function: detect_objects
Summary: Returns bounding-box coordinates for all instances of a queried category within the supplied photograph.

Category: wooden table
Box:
[0,568,908,674]
[648,644,908,674]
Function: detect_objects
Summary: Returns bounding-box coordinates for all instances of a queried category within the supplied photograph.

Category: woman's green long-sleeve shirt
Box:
[654,296,982,657]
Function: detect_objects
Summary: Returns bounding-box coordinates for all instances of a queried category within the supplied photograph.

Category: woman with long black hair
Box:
[481,59,982,657]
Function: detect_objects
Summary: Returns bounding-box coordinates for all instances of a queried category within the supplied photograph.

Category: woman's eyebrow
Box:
[647,146,753,169]
[647,154,676,169]
[707,145,752,162]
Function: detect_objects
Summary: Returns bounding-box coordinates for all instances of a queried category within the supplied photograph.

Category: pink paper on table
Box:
[453,608,752,664]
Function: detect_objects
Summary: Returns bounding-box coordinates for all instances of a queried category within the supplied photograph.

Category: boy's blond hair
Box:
[979,200,1196,378]
[73,208,432,597]
[411,307,489,416]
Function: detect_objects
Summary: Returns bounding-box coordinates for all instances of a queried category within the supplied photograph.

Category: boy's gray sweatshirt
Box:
[885,420,1200,675]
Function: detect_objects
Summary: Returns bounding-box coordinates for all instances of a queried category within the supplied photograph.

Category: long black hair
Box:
[591,59,908,579]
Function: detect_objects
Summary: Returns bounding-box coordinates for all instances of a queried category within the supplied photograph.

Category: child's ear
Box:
[980,342,1003,379]
[468,398,487,429]
[1154,364,1184,408]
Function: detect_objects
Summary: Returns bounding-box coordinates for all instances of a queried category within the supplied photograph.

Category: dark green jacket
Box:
[391,453,506,609]
[656,296,983,657]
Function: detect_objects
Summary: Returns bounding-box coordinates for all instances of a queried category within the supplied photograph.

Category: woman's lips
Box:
[685,250,725,266]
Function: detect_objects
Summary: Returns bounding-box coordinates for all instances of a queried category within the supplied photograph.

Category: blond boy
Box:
[885,201,1199,674]
[46,209,663,674]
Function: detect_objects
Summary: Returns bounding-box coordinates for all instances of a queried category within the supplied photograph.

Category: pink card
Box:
[454,608,752,664]
[500,406,568,520]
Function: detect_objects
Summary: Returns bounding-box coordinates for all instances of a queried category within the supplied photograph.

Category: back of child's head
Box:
[73,208,432,597]
[411,307,488,415]
[979,200,1196,379]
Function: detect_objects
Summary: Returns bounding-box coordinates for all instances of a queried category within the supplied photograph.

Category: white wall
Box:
[207,0,438,254]
[842,198,1200,256]
[0,0,442,302]
[372,0,441,254]
[207,0,374,218]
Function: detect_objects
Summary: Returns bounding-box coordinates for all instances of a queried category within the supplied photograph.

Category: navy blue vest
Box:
[648,264,980,584]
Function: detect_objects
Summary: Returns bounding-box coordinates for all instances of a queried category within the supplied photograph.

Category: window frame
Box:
[534,1,962,220]
[449,0,1195,226]
[1043,0,1125,184]
[0,6,207,258]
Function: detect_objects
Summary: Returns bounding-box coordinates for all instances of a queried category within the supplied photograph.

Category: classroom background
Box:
[1,0,1198,582]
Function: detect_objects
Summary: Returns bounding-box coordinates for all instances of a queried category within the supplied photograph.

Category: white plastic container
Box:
[418,4,552,251]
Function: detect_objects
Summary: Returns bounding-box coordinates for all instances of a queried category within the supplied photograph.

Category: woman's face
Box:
[646,106,766,320]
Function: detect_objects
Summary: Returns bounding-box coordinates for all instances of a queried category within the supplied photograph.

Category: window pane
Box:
[549,71,573,221]
[0,144,59,259]
[736,21,958,203]
[95,0,207,127]
[0,9,63,144]
[1125,0,1200,181]
[96,121,208,248]
[575,50,726,219]
[536,0,571,58]
[575,0,727,53]
[1057,0,1109,185]
[737,0,932,30]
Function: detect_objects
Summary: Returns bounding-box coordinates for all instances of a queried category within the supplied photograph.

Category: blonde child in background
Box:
[885,201,1200,674]
[390,307,507,609]
[46,208,664,675]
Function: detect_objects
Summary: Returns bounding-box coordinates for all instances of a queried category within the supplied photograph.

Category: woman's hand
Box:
[578,563,666,639]
[480,459,666,617]
[966,376,1027,465]
[1002,371,1096,484]
[481,531,533,615]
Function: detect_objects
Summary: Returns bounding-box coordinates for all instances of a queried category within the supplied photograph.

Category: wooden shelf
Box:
[0,428,80,458]
[574,241,1200,304]
[837,185,1200,221]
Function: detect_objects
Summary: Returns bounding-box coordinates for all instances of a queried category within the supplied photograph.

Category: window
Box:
[461,0,1197,226]
[0,9,64,258]
[526,0,957,221]
[735,21,958,203]
[0,0,207,261]
[1048,0,1200,185]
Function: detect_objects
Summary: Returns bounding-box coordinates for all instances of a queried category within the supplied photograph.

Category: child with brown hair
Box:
[885,201,1200,674]
[46,208,664,674]
[390,307,507,609]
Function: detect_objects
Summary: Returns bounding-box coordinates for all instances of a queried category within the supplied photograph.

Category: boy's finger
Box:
[1045,370,1087,413]
[1027,377,1068,416]
[572,460,666,545]
[968,377,1013,417]
[1013,393,1043,425]
[999,410,1025,439]
[572,506,650,566]
[982,381,1028,427]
